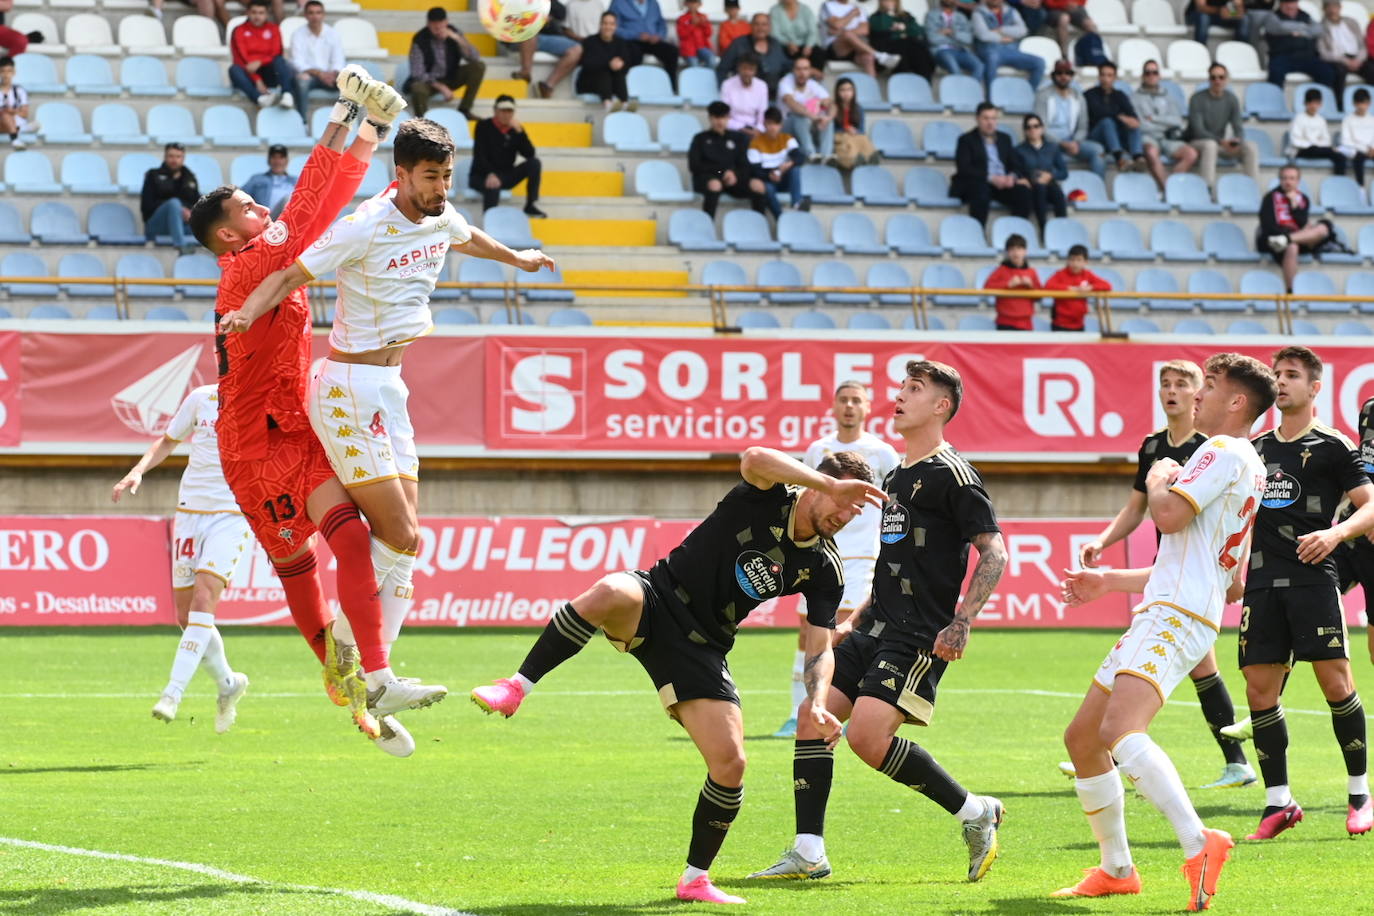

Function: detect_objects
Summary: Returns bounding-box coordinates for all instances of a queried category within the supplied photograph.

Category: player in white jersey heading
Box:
[225,118,555,734]
[112,384,253,733]
[775,381,900,737]
[1052,353,1276,912]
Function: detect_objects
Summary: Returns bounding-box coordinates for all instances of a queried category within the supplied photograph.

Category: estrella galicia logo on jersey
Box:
[262,220,288,246]
[880,502,910,544]
[734,550,783,600]
[1361,439,1374,474]
[1261,469,1302,508]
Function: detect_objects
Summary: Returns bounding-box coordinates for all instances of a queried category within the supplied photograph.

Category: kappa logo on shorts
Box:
[880,502,910,544]
[1262,469,1302,508]
[262,220,289,246]
[734,550,783,601]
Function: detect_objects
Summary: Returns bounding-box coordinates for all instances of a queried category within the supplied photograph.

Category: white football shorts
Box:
[171,511,252,588]
[1093,602,1219,702]
[308,359,418,488]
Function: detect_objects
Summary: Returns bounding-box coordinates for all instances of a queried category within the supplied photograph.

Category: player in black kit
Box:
[1077,359,1255,789]
[1240,347,1374,840]
[469,447,886,906]
[748,360,1009,886]
[1336,394,1374,666]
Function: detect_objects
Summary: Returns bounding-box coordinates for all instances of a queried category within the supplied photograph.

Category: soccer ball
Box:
[479,0,551,43]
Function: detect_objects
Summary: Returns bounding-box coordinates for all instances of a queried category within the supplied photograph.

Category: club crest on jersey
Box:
[1180,451,1214,484]
[262,220,289,246]
[278,527,294,542]
[1261,469,1301,508]
[880,502,910,544]
[734,550,783,600]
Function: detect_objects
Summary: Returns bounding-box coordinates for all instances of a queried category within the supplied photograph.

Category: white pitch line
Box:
[0,837,474,916]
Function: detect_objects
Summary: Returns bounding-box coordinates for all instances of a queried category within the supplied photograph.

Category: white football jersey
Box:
[1141,435,1266,628]
[163,385,240,514]
[296,189,473,353]
[803,431,901,561]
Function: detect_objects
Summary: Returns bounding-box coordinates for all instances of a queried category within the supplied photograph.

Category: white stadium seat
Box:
[1086,0,1138,35]
[1166,39,1212,81]
[173,15,228,57]
[1132,0,1187,36]
[336,18,388,60]
[119,15,175,56]
[64,12,121,55]
[1116,37,1165,78]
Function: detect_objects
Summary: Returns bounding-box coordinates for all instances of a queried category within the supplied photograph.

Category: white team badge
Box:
[262,220,289,246]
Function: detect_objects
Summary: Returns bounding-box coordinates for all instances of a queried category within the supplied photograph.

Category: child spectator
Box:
[984,234,1041,330]
[1288,85,1346,174]
[719,0,751,54]
[748,106,806,217]
[831,77,876,168]
[1043,243,1111,330]
[677,0,717,67]
[0,54,29,149]
[1339,86,1374,184]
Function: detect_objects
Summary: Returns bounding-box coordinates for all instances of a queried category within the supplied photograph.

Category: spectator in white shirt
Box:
[290,0,345,103]
[777,55,833,161]
[819,0,899,77]
[1288,86,1347,174]
[1340,86,1374,184]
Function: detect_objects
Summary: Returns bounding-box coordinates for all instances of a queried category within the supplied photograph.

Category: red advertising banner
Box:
[0,331,19,447]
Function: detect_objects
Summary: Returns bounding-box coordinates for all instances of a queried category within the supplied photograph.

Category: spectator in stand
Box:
[678,0,717,68]
[229,0,299,115]
[721,54,769,134]
[290,1,344,112]
[1340,87,1374,184]
[578,11,634,110]
[145,0,228,27]
[972,0,1045,91]
[1319,0,1374,85]
[951,102,1034,224]
[1015,113,1067,229]
[820,0,900,77]
[927,0,984,80]
[1035,60,1105,177]
[1262,0,1344,101]
[985,233,1040,331]
[831,77,877,167]
[778,55,834,162]
[1084,61,1144,172]
[1186,0,1250,46]
[0,0,43,58]
[1258,163,1338,291]
[718,14,790,93]
[1043,243,1110,330]
[1289,86,1347,174]
[719,0,752,56]
[609,0,681,90]
[470,95,547,216]
[0,55,29,149]
[1044,0,1097,60]
[406,6,486,120]
[516,0,584,99]
[1136,59,1200,191]
[141,142,199,252]
[748,105,807,216]
[870,0,935,78]
[567,0,604,39]
[242,143,296,219]
[690,100,769,218]
[771,0,822,68]
[1186,63,1260,185]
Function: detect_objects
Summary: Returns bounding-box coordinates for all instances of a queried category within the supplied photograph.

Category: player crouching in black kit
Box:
[749,359,1010,885]
[471,447,886,905]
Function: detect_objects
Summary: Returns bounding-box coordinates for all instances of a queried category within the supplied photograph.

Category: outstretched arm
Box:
[1061,566,1153,606]
[219,262,309,334]
[111,435,179,502]
[933,530,1007,662]
[739,446,887,509]
[457,225,557,274]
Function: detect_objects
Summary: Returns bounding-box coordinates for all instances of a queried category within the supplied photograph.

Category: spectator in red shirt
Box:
[985,234,1040,330]
[1043,244,1111,330]
[229,0,301,117]
[718,0,751,54]
[678,0,718,67]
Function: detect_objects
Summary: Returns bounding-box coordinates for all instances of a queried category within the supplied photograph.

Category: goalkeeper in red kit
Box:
[190,65,445,756]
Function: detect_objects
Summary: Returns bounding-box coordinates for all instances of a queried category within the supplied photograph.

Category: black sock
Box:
[793,739,834,837]
[1251,704,1289,790]
[687,777,743,870]
[1328,691,1367,783]
[878,736,967,815]
[1193,673,1248,766]
[516,602,597,684]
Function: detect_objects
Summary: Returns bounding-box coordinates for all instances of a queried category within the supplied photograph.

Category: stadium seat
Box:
[904,166,959,206]
[831,212,888,255]
[779,211,836,253]
[846,72,884,110]
[605,111,659,152]
[1099,219,1153,259]
[433,307,480,325]
[120,56,177,98]
[423,109,473,151]
[867,262,914,305]
[1172,317,1215,334]
[792,310,839,329]
[9,12,65,53]
[487,308,537,325]
[870,119,924,159]
[173,253,220,298]
[1,252,59,297]
[991,216,1045,256]
[627,66,682,105]
[1165,173,1221,213]
[1320,176,1374,215]
[62,152,120,195]
[28,305,74,320]
[1334,319,1374,336]
[117,254,175,299]
[1216,174,1260,214]
[939,74,983,113]
[939,214,995,257]
[458,258,509,301]
[257,108,311,148]
[119,15,173,55]
[1062,171,1115,210]
[1093,266,1130,308]
[922,263,979,306]
[852,165,905,205]
[146,104,205,147]
[1165,39,1210,80]
[185,153,223,189]
[1244,128,1286,168]
[547,307,593,326]
[1115,38,1162,78]
[1119,316,1161,333]
[354,159,389,198]
[1019,35,1065,74]
[1290,318,1320,333]
[669,209,727,251]
[519,265,575,302]
[335,17,387,59]
[84,305,120,321]
[800,164,855,205]
[92,103,151,145]
[723,210,780,251]
[58,253,115,298]
[736,310,782,328]
[887,73,942,112]
[657,112,702,153]
[11,154,64,196]
[1150,220,1206,263]
[1216,41,1265,81]
[1086,0,1136,34]
[1044,217,1095,257]
[813,261,867,303]
[1187,269,1240,310]
[847,311,892,330]
[178,56,233,97]
[1244,82,1290,120]
[702,259,759,303]
[1291,82,1339,120]
[634,161,693,203]
[957,314,997,331]
[1346,272,1374,312]
[1113,173,1168,212]
[35,102,93,145]
[1135,268,1182,309]
[1293,272,1346,313]
[1227,318,1269,334]
[679,67,719,106]
[1240,270,1285,312]
[146,306,191,321]
[0,201,31,244]
[117,152,161,194]
[989,77,1034,114]
[14,53,65,95]
[204,105,259,147]
[65,13,120,54]
[922,121,961,159]
[484,207,542,249]
[885,213,941,256]
[758,260,815,303]
[425,258,463,301]
[66,54,119,96]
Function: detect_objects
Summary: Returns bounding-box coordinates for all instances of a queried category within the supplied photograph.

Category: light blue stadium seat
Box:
[990,216,1045,256]
[832,212,887,255]
[1358,223,1374,261]
[177,57,234,97]
[989,76,1033,114]
[1217,174,1260,213]
[1044,217,1094,257]
[1172,317,1215,334]
[1187,268,1238,309]
[669,209,726,251]
[67,54,119,95]
[15,53,65,94]
[28,304,74,320]
[89,202,146,246]
[1119,316,1161,333]
[1245,127,1286,167]
[1244,81,1290,119]
[117,254,175,299]
[1100,219,1153,260]
[1,252,59,297]
[939,74,983,112]
[0,202,30,243]
[679,67,718,106]
[723,209,781,251]
[1334,319,1374,336]
[173,253,220,298]
[548,307,593,326]
[1135,268,1182,309]
[424,109,474,150]
[1165,173,1221,213]
[1240,270,1285,312]
[702,259,759,303]
[459,257,509,301]
[635,160,693,202]
[1113,172,1169,212]
[61,152,120,195]
[1092,266,1129,308]
[1227,318,1269,334]
[779,211,836,253]
[58,253,115,298]
[1289,318,1319,334]
[257,108,310,148]
[117,152,161,194]
[1062,170,1115,210]
[1202,221,1260,263]
[354,159,389,198]
[885,213,941,256]
[813,260,867,303]
[939,214,995,257]
[1290,82,1339,119]
[519,265,575,302]
[92,103,150,145]
[887,72,942,112]
[840,72,881,110]
[433,306,480,325]
[32,201,88,244]
[657,112,702,153]
[867,262,913,305]
[185,153,223,190]
[904,166,959,206]
[800,164,855,204]
[922,121,961,159]
[736,310,782,328]
[487,308,537,325]
[148,104,205,147]
[848,311,891,330]
[906,313,946,329]
[605,111,660,152]
[35,102,93,145]
[1293,272,1346,313]
[758,260,815,303]
[121,56,177,96]
[1150,219,1206,264]
[427,257,463,301]
[204,105,259,147]
[1346,272,1374,312]
[146,305,191,321]
[922,263,978,306]
[851,165,904,205]
[627,65,682,105]
[1320,224,1360,264]
[231,153,266,187]
[483,206,542,249]
[1320,176,1374,215]
[792,309,838,329]
[957,314,996,331]
[1032,314,1051,331]
[871,119,924,159]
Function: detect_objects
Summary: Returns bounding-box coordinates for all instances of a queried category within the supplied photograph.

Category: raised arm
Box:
[739,446,887,508]
[933,530,1007,662]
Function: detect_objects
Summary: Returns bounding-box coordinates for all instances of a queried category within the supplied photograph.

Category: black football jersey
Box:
[1338,397,1374,524]
[1249,423,1369,589]
[1133,429,1208,494]
[865,444,1000,648]
[648,482,844,653]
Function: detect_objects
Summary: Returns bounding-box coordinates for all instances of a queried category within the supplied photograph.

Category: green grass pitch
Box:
[2,627,1371,915]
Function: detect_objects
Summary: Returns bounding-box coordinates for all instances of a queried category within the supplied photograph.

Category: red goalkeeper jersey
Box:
[214,144,368,462]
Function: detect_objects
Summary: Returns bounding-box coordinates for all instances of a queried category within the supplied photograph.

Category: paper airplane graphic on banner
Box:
[111,344,203,435]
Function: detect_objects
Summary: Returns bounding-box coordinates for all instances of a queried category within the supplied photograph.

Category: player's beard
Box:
[419,196,446,217]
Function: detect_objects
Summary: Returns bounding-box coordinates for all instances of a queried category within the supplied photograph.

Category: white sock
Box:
[165,611,216,698]
[363,665,396,689]
[1266,784,1293,808]
[794,832,825,861]
[199,625,233,687]
[379,549,415,648]
[371,537,406,595]
[682,865,708,882]
[790,649,807,713]
[512,673,536,695]
[1114,732,1206,858]
[331,612,355,646]
[1351,774,1370,798]
[953,793,984,822]
[1075,770,1133,878]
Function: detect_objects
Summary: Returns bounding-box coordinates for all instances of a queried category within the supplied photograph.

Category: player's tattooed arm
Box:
[802,625,843,747]
[934,531,1007,662]
[219,262,309,334]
